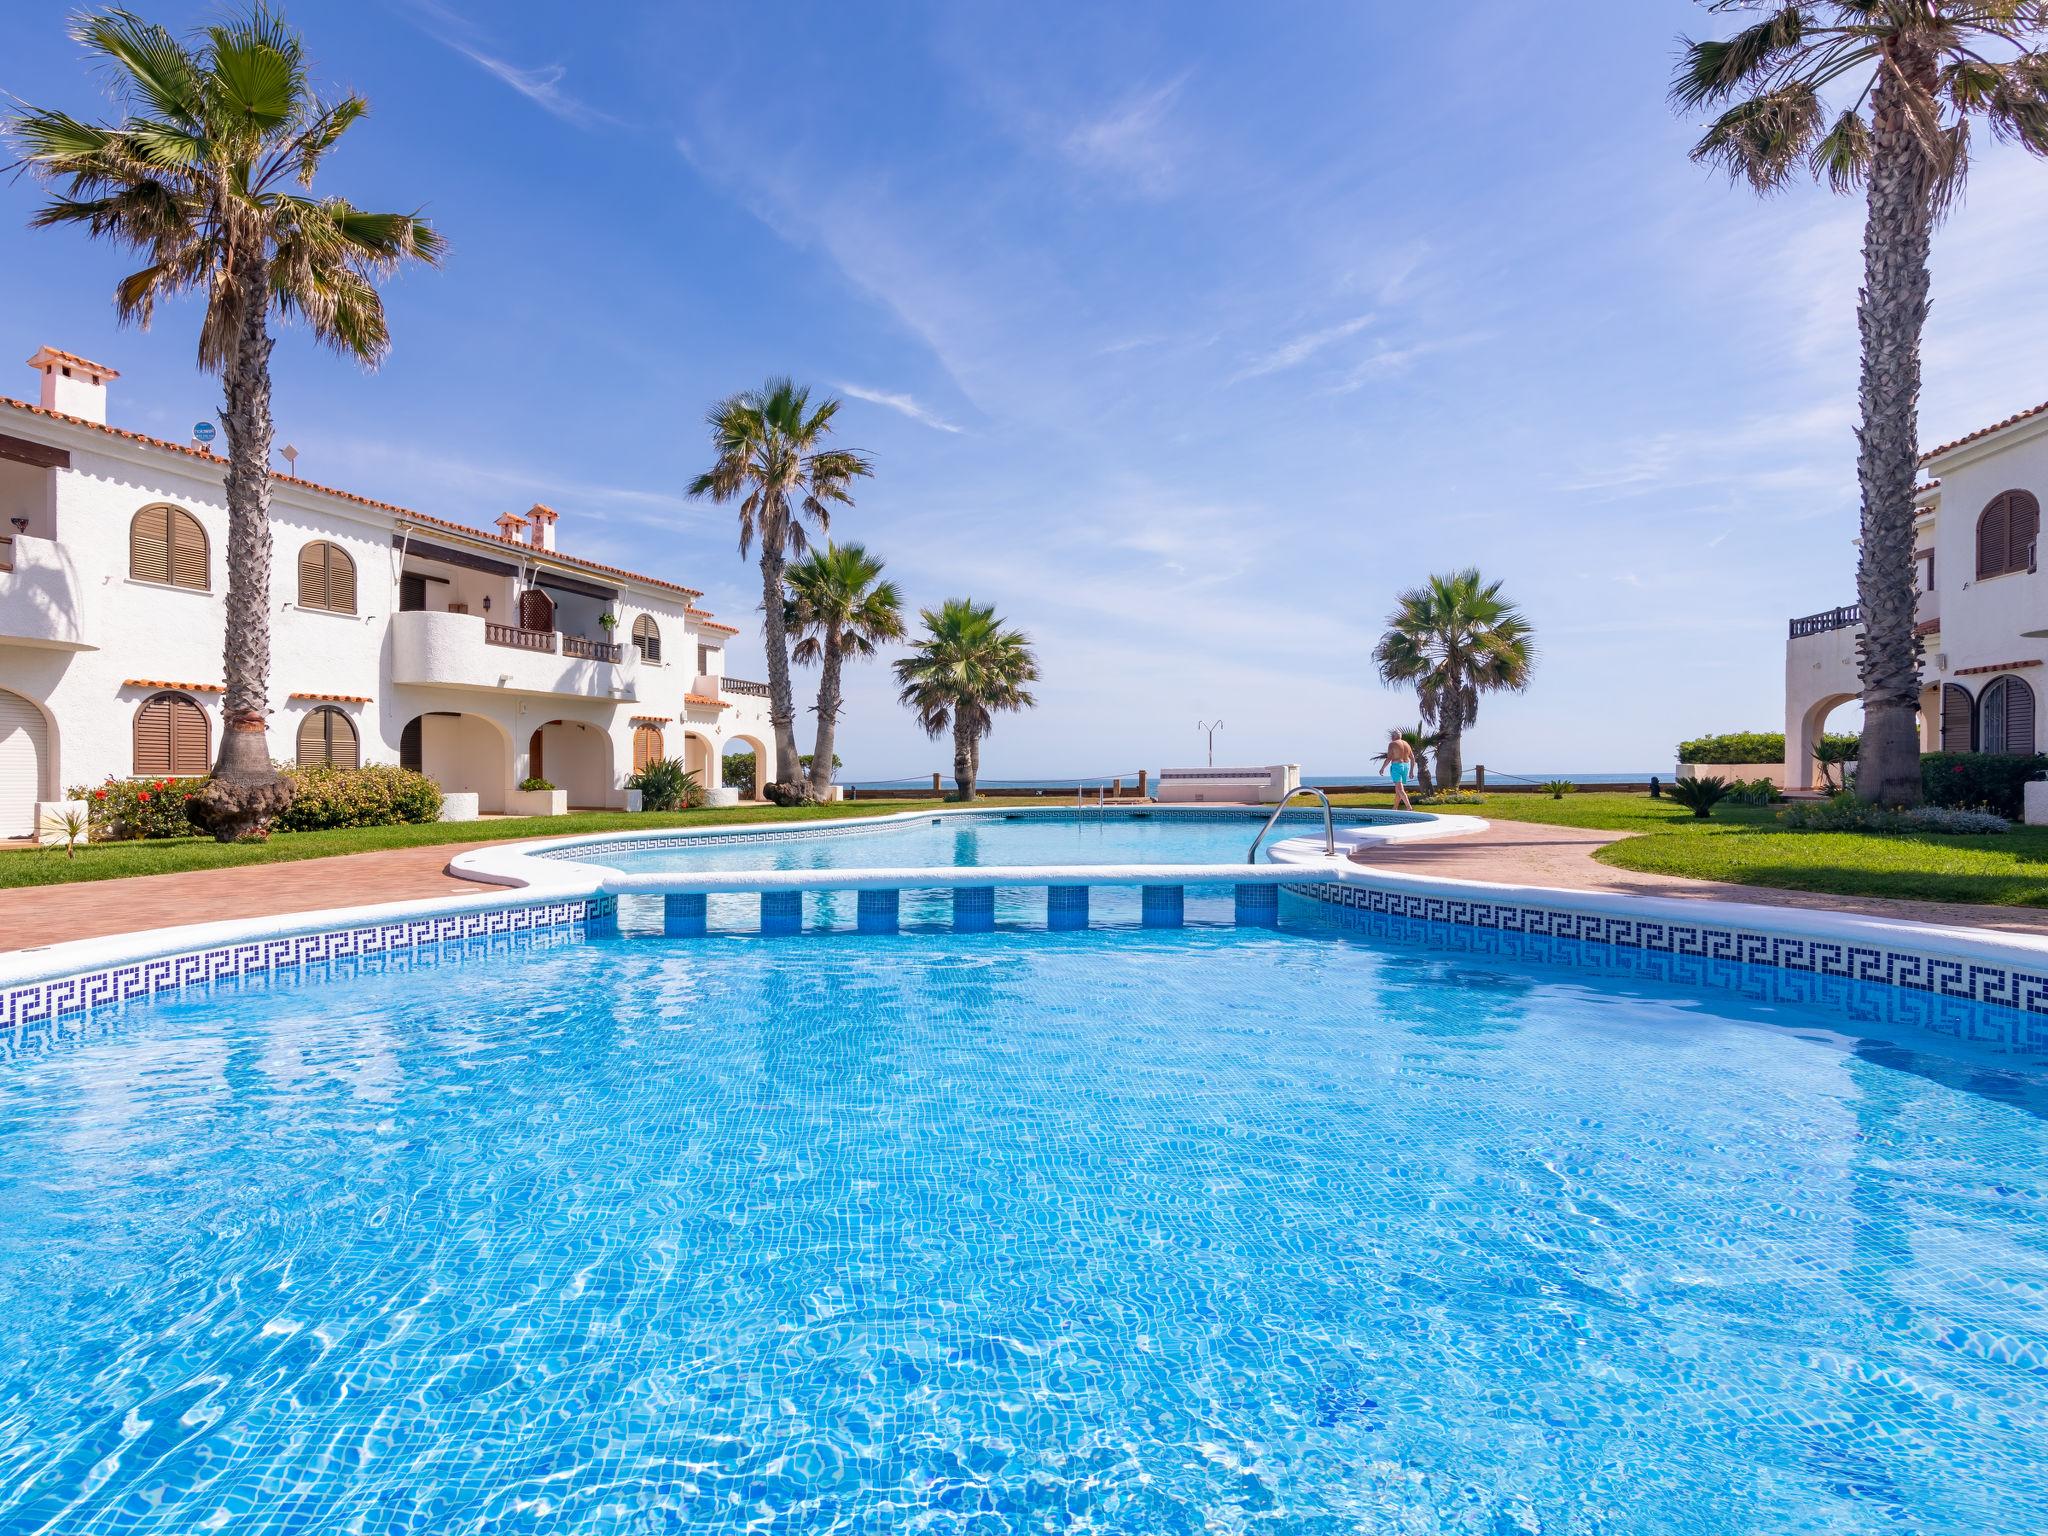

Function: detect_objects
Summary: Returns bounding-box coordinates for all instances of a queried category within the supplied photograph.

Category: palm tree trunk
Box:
[758,543,806,799]
[1853,39,1938,807]
[809,623,845,798]
[1435,727,1463,796]
[952,723,977,802]
[188,265,292,843]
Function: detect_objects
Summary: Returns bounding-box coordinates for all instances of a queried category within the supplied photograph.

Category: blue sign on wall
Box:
[193,422,216,444]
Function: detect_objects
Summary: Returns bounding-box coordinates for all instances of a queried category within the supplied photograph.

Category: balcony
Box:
[1788,604,1860,639]
[394,609,637,701]
[722,677,771,698]
[0,533,92,650]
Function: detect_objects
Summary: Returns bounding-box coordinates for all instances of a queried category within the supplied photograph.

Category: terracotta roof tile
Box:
[1953,657,2042,676]
[1924,402,2048,462]
[629,715,669,727]
[1913,618,1940,637]
[0,394,705,599]
[686,609,741,634]
[682,693,731,710]
[27,346,120,378]
[123,678,222,692]
[289,692,371,704]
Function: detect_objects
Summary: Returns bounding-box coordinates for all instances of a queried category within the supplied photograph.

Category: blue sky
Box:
[7,1,2048,779]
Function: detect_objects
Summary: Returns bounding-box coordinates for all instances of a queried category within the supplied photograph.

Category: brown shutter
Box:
[1978,499,2008,579]
[2011,492,2040,574]
[131,506,171,584]
[634,725,662,771]
[520,588,554,632]
[170,696,210,774]
[168,509,208,589]
[2003,677,2036,753]
[529,728,544,781]
[633,615,660,662]
[329,547,356,613]
[133,694,173,775]
[1941,683,1976,752]
[298,542,327,610]
[296,710,323,763]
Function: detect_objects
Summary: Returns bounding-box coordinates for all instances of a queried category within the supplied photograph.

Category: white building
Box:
[0,346,777,836]
[1784,395,2048,788]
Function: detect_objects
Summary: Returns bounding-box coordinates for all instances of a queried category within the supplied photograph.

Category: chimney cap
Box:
[527,503,559,522]
[26,345,121,381]
[494,511,530,533]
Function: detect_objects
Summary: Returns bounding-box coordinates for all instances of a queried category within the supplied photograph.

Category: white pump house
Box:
[0,345,776,837]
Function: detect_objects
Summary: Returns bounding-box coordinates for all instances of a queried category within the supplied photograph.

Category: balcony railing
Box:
[1789,604,1861,638]
[723,677,771,698]
[564,634,622,663]
[486,622,557,653]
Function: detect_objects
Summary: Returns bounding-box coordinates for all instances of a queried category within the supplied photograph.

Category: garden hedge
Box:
[1919,752,2048,819]
[1676,732,1784,764]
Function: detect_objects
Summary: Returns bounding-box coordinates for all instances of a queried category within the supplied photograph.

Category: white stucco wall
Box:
[0,395,778,828]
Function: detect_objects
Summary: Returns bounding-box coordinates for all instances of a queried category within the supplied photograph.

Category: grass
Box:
[1329,790,2048,908]
[10,789,2048,909]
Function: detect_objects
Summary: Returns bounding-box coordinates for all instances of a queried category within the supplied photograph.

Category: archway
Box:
[723,733,768,800]
[0,687,53,838]
[1790,692,1861,792]
[680,728,718,790]
[399,711,512,813]
[529,718,613,809]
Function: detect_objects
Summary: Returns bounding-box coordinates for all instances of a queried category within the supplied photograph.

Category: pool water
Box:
[571,806,1414,874]
[2,911,2045,1532]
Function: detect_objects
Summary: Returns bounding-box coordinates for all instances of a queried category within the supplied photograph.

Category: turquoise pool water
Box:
[570,806,1414,875]
[1,901,2043,1532]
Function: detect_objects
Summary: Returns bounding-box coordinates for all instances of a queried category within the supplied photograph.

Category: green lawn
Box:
[1330,790,2048,908]
[10,790,2048,909]
[0,800,933,888]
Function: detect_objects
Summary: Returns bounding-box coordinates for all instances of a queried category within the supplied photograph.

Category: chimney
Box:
[527,503,558,552]
[27,346,119,425]
[494,510,529,542]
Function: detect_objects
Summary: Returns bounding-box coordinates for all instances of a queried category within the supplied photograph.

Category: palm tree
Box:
[689,379,872,802]
[1372,570,1534,794]
[784,542,904,798]
[1374,724,1443,796]
[8,8,443,841]
[1672,4,2048,806]
[893,599,1039,802]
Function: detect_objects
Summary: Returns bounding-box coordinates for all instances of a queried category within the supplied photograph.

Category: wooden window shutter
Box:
[298,542,328,610]
[1940,683,1976,752]
[329,547,357,613]
[296,710,323,763]
[2011,492,2040,574]
[133,694,172,775]
[170,695,209,774]
[135,692,210,775]
[168,509,207,589]
[634,725,662,772]
[2002,677,2036,753]
[633,615,661,662]
[298,707,359,767]
[130,506,171,584]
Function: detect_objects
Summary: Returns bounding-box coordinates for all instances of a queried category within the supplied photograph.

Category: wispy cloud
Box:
[836,384,965,434]
[1060,75,1190,197]
[400,0,616,128]
[1232,313,1374,381]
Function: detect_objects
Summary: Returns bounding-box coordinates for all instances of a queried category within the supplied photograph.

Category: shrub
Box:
[69,775,205,840]
[519,776,556,793]
[1542,779,1575,799]
[1415,790,1483,805]
[1667,775,1732,818]
[722,750,756,788]
[1919,752,2047,818]
[1779,792,2009,835]
[1676,732,1783,765]
[628,757,703,812]
[1899,805,2009,835]
[1723,777,1783,807]
[275,763,442,832]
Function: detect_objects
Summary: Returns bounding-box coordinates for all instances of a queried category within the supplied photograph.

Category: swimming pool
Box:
[555,805,1434,876]
[3,902,2044,1532]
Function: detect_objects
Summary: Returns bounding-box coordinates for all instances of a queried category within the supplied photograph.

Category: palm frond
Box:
[1671,6,1813,109]
[74,9,205,127]
[1809,107,1872,189]
[1691,83,1827,190]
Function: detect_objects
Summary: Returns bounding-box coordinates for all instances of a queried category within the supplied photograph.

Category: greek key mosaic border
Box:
[1286,881,2048,1018]
[539,806,1401,862]
[0,897,616,1035]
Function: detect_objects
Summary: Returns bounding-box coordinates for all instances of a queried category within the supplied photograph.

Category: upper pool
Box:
[560,805,1425,875]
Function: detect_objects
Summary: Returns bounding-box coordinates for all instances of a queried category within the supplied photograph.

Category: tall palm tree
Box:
[1372,570,1534,794]
[8,7,443,841]
[893,599,1039,802]
[689,378,872,802]
[784,542,904,798]
[1673,3,2048,805]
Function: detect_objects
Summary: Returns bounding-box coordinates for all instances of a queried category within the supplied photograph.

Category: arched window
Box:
[1940,683,1976,752]
[297,539,358,613]
[130,505,209,589]
[295,706,359,767]
[631,614,662,662]
[1975,490,2040,580]
[633,723,664,772]
[133,691,210,776]
[1978,675,2037,755]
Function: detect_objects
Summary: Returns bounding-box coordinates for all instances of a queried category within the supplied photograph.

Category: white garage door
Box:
[0,689,49,838]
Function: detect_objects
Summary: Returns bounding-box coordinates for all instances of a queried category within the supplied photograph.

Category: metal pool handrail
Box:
[1247,786,1335,863]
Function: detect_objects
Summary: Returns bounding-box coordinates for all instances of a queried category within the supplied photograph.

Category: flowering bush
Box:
[1917,752,2046,819]
[275,763,442,831]
[68,776,205,840]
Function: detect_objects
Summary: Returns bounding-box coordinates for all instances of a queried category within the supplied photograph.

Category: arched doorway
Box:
[399,711,512,812]
[0,687,52,838]
[528,719,613,809]
[1790,693,1860,792]
[1978,674,2037,754]
[680,729,718,790]
[723,733,768,800]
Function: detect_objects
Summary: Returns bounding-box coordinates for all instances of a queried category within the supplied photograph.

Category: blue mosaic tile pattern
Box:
[1286,880,2048,1016]
[0,897,612,1035]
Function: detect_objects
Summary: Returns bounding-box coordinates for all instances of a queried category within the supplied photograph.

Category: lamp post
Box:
[1197,719,1224,768]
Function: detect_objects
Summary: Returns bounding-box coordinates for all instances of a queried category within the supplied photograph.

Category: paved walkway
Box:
[1351,818,2048,935]
[6,816,2047,954]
